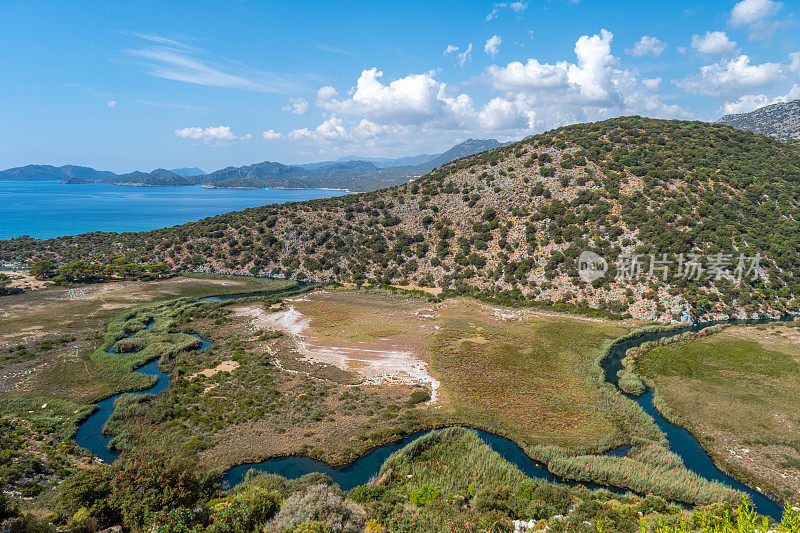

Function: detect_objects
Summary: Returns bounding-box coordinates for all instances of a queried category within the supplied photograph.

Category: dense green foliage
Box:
[3,118,799,320]
[55,449,219,530]
[51,259,171,284]
[0,415,92,503]
[3,422,799,532]
[0,273,21,296]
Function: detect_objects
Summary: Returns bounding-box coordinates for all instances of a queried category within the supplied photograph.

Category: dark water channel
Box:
[73,291,787,519]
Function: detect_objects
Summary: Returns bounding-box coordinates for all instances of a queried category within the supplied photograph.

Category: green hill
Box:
[3,116,800,322]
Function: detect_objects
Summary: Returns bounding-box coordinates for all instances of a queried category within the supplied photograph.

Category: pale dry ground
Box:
[182,299,429,468]
[188,360,240,379]
[389,284,443,296]
[0,270,49,291]
[638,324,800,501]
[233,290,442,402]
[229,289,640,451]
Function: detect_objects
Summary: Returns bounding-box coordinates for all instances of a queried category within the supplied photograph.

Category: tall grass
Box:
[622,325,730,375]
[534,444,744,506]
[524,323,748,508]
[618,369,646,395]
[380,427,530,494]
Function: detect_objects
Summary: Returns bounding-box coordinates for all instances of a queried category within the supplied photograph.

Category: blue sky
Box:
[1,0,798,172]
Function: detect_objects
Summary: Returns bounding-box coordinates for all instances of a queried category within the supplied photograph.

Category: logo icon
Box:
[578,251,607,283]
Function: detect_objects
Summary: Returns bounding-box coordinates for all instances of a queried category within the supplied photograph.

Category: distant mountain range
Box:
[717,99,800,140]
[0,139,502,192]
[170,167,206,177]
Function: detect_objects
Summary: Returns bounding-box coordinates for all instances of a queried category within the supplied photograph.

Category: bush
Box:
[269,484,364,533]
[207,487,280,533]
[3,513,56,533]
[283,521,332,533]
[409,484,442,508]
[0,492,17,522]
[348,485,385,504]
[406,390,430,405]
[147,507,203,533]
[56,450,219,530]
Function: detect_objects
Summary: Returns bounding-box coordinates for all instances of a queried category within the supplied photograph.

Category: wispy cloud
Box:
[123,31,196,49]
[315,44,357,57]
[135,99,207,112]
[124,33,304,94]
[486,2,528,21]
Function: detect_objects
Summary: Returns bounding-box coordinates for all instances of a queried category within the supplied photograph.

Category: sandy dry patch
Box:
[233,303,441,402]
[0,271,49,291]
[188,360,240,379]
[389,284,443,296]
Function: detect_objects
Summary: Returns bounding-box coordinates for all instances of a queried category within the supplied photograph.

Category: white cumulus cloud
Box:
[729,0,788,39]
[488,29,618,103]
[626,36,667,57]
[485,35,502,56]
[281,28,693,154]
[317,68,451,125]
[283,97,309,115]
[262,129,283,140]
[290,68,535,149]
[107,100,117,108]
[690,31,738,55]
[642,77,662,91]
[721,84,800,114]
[174,126,251,144]
[485,29,688,131]
[478,96,531,129]
[677,54,785,96]
[730,0,782,26]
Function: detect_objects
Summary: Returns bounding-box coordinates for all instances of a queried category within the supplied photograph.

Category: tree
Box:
[0,491,16,521]
[29,259,56,280]
[56,450,220,530]
[0,273,19,296]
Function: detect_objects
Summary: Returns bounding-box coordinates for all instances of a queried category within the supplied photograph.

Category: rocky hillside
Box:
[3,117,800,322]
[717,99,800,140]
[418,138,503,171]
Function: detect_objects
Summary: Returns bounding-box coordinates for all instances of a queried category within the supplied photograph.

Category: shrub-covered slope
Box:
[3,117,800,322]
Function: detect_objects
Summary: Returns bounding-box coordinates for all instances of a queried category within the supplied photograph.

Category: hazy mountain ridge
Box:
[422,138,503,170]
[297,153,437,170]
[4,117,800,322]
[717,99,800,140]
[0,139,501,191]
[170,167,206,176]
[0,164,117,181]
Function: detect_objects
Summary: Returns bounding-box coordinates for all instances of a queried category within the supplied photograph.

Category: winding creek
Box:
[73,290,787,520]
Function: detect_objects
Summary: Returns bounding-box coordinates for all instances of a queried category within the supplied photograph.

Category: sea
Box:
[0,181,348,239]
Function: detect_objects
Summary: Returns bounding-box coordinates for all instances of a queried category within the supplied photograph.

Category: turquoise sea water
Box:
[0,181,348,239]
